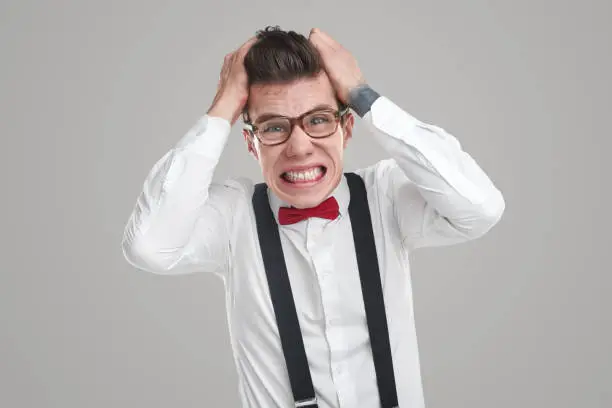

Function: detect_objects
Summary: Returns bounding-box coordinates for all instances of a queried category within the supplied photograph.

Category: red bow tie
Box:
[278,197,339,225]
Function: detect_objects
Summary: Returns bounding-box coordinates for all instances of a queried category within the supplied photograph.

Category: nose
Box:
[284,125,314,158]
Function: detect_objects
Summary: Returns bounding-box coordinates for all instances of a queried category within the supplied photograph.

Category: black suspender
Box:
[345,173,399,408]
[252,173,399,408]
[252,181,317,407]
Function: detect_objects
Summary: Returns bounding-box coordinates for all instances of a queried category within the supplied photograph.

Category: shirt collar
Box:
[267,174,350,225]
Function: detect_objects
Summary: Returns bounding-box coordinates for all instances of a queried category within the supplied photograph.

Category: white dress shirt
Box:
[122,95,505,408]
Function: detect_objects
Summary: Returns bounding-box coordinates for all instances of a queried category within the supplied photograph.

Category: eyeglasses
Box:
[243,105,350,146]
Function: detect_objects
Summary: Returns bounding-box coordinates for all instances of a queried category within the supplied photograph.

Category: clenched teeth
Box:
[282,166,325,182]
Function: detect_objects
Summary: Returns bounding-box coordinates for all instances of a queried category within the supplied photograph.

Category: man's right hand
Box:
[207,37,257,125]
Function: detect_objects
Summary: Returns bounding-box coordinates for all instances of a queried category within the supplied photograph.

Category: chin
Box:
[269,165,341,209]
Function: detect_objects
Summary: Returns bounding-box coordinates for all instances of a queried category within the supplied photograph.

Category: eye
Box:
[309,114,332,125]
[262,122,289,133]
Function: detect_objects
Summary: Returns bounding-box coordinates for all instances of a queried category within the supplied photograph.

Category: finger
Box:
[309,29,338,55]
[308,31,326,53]
[222,53,234,71]
[309,27,318,40]
[309,28,325,45]
[311,28,331,43]
[316,29,342,51]
[220,61,231,81]
[236,36,258,59]
[222,53,233,69]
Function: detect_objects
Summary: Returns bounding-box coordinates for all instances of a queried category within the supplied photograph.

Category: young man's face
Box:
[244,72,354,209]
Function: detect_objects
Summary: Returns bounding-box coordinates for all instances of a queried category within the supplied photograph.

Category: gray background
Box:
[2,0,610,407]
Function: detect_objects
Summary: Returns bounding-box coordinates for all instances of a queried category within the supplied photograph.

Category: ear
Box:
[243,129,259,160]
[341,112,355,148]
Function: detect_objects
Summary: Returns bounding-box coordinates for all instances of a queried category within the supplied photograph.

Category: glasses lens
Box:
[303,110,337,137]
[258,118,291,144]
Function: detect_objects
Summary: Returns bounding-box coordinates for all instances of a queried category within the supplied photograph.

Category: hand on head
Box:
[207,37,257,124]
[308,28,366,105]
[207,28,365,124]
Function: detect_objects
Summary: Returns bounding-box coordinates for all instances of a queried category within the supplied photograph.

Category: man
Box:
[122,26,505,408]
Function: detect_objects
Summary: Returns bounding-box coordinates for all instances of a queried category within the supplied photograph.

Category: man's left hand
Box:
[309,28,366,104]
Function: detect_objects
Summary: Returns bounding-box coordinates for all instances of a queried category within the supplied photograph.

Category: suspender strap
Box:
[252,183,318,408]
[345,172,399,408]
[252,174,399,407]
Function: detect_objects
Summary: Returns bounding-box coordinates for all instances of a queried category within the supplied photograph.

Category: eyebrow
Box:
[253,104,336,123]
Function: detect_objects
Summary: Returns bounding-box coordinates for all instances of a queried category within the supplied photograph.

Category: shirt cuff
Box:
[174,115,232,159]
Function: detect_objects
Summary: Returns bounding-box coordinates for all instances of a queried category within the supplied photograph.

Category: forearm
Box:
[361,91,504,240]
[122,115,232,272]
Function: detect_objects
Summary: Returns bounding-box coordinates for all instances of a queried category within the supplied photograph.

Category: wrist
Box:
[348,84,380,117]
[207,105,238,124]
[207,92,247,124]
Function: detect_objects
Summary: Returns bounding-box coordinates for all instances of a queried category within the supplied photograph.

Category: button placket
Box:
[307,220,335,322]
[308,218,350,399]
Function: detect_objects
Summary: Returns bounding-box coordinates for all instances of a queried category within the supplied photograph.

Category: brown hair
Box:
[244,26,323,86]
[243,26,345,120]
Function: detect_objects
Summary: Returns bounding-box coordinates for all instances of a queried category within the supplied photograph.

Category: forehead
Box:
[248,72,337,120]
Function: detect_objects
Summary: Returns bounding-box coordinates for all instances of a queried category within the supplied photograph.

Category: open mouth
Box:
[281,166,327,184]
